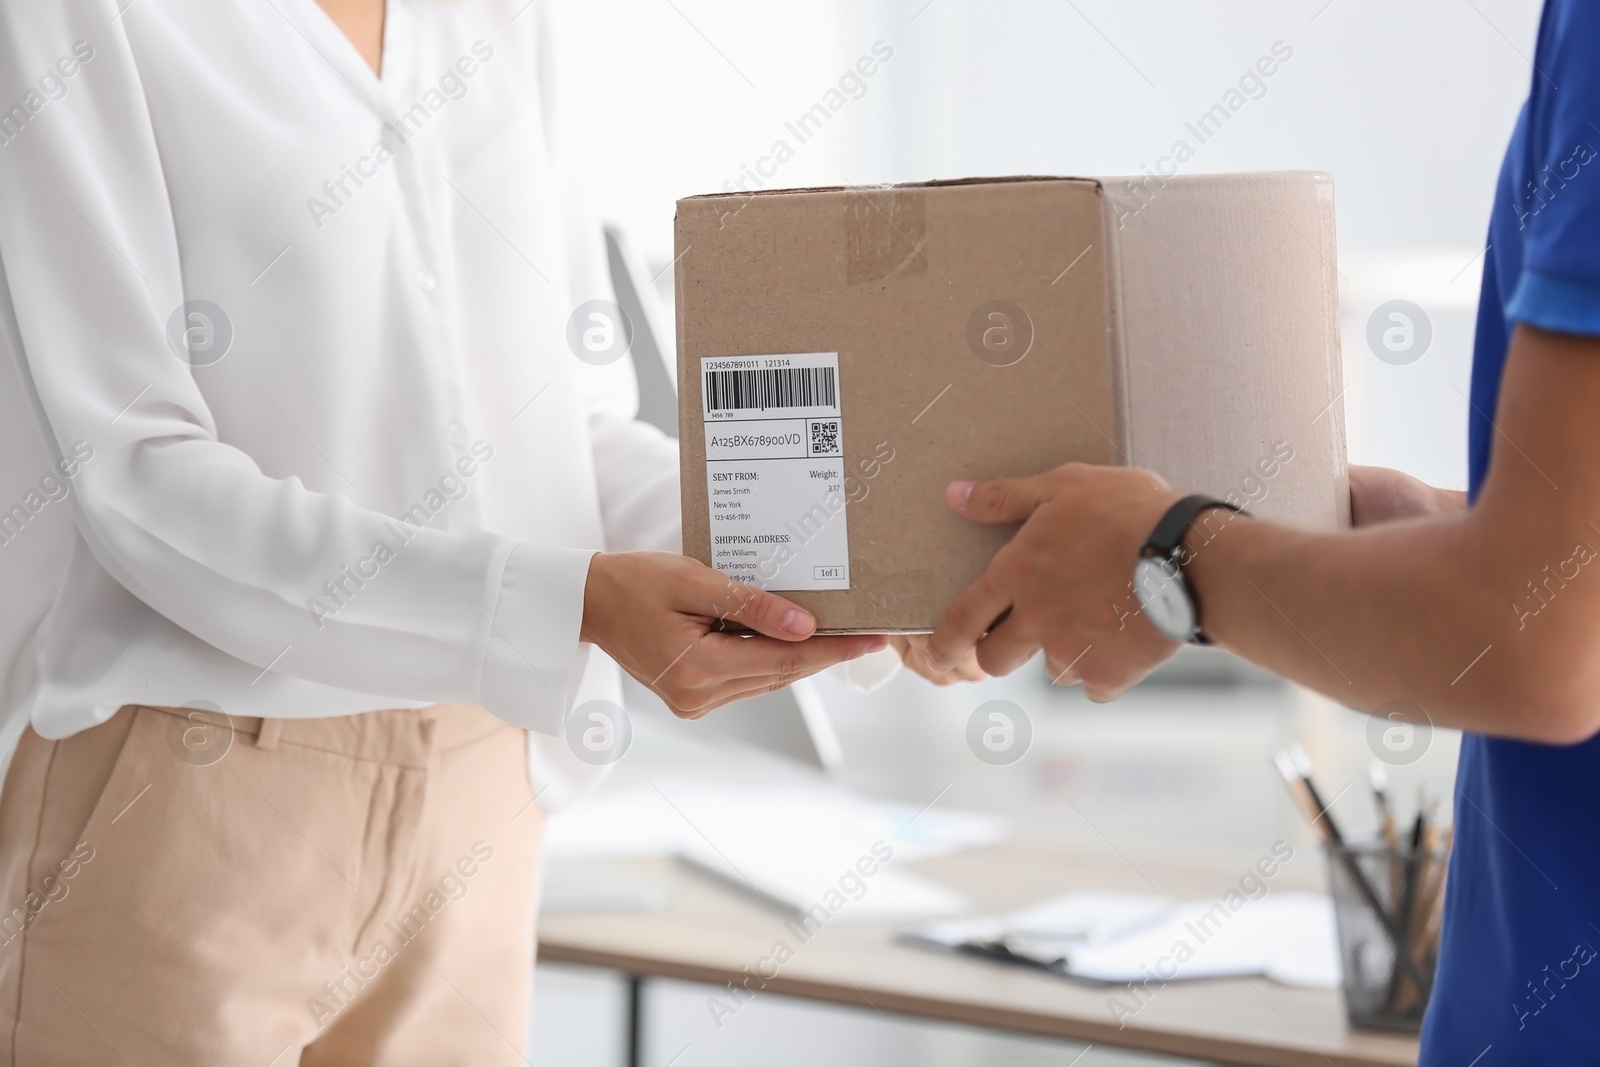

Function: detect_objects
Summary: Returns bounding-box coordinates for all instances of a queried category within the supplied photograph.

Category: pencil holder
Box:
[1323,841,1450,1032]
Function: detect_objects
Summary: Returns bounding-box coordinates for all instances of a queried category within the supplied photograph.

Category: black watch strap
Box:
[1143,494,1244,559]
[1141,495,1246,646]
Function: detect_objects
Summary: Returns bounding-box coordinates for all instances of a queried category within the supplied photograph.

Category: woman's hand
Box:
[1348,465,1467,527]
[580,552,888,718]
[890,634,986,686]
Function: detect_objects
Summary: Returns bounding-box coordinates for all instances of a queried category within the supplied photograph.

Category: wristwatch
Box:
[1132,495,1245,645]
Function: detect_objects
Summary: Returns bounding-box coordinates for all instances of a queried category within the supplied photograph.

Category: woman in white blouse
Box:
[0,1,913,1061]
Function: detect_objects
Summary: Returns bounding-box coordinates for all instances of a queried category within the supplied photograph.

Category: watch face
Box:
[1132,556,1196,642]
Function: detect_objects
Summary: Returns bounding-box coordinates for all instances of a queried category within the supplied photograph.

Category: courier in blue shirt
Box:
[1428,0,1600,1057]
[925,0,1600,1058]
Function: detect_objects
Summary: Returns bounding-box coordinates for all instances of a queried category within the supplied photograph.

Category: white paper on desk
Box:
[907,891,1341,990]
[545,781,999,922]
[1006,891,1173,946]
[907,891,1168,961]
[679,847,967,923]
[546,781,1007,862]
[910,891,1170,951]
[539,860,676,916]
[1055,893,1340,989]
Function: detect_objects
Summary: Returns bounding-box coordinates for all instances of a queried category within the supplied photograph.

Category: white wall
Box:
[553,0,1545,488]
[852,0,1533,245]
[552,0,1538,256]
[548,0,858,261]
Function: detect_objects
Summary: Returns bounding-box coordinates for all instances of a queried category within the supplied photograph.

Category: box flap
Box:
[1105,171,1349,528]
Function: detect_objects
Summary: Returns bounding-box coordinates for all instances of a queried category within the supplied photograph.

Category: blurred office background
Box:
[532,0,1534,1061]
[0,0,1542,1063]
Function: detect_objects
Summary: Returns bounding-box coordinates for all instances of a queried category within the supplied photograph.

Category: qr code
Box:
[809,419,841,456]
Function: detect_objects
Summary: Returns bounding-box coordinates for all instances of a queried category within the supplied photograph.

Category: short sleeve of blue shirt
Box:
[1499,3,1600,340]
[1424,2,1600,1062]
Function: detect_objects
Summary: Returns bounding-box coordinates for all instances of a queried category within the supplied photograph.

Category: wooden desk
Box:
[538,838,1421,1067]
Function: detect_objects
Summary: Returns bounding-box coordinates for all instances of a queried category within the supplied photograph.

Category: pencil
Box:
[1288,744,1348,843]
[1273,747,1433,999]
[1371,763,1397,849]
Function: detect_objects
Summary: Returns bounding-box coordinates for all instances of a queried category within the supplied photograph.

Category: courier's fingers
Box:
[893,634,984,686]
[971,614,1041,678]
[928,573,1012,672]
[950,657,988,683]
[948,474,1052,525]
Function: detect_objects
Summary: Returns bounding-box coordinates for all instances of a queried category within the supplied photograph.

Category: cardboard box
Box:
[676,173,1349,633]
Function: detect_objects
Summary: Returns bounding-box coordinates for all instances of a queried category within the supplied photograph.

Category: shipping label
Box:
[701,352,849,591]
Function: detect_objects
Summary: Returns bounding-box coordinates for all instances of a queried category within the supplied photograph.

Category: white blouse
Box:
[0,0,680,803]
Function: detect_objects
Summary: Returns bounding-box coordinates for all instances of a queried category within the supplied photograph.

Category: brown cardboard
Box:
[676,173,1348,633]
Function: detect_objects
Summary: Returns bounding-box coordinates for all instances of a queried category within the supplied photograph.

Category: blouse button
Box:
[415,268,438,292]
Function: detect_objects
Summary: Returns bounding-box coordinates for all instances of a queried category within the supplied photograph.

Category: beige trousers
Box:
[0,703,543,1066]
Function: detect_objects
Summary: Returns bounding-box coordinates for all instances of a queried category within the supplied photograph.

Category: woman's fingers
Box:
[658,633,888,717]
[670,670,832,719]
[649,631,885,717]
[693,632,886,682]
[678,564,819,641]
[588,553,896,716]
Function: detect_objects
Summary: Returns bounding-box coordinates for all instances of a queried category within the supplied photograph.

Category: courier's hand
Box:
[581,552,888,718]
[891,634,985,686]
[926,464,1182,701]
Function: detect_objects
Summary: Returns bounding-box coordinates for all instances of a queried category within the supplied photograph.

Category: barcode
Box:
[705,366,837,413]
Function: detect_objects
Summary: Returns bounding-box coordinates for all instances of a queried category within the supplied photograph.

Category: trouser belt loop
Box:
[255,717,284,750]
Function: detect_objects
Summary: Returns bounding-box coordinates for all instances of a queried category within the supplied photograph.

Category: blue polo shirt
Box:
[1420,1,1600,1060]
